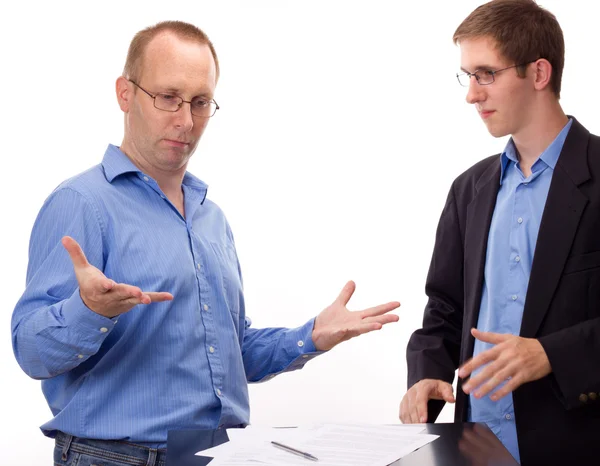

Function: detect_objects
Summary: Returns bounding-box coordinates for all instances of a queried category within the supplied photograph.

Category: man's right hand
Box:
[399,379,455,424]
[62,236,173,318]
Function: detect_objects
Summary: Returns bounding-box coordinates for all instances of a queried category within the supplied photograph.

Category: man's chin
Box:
[483,122,510,139]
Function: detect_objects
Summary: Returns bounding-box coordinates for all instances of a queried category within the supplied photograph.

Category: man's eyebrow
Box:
[460,64,495,73]
[158,87,213,98]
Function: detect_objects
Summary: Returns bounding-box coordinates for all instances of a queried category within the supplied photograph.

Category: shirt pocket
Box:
[209,241,243,321]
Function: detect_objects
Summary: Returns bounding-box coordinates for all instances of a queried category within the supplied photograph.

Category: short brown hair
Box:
[123,20,220,83]
[453,0,564,97]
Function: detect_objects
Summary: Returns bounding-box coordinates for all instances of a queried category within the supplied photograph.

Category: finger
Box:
[470,370,507,399]
[408,398,421,424]
[437,382,456,403]
[335,280,356,307]
[459,346,499,378]
[102,279,117,291]
[349,322,384,337]
[462,359,504,394]
[360,301,401,318]
[471,328,510,345]
[62,236,90,269]
[109,283,144,301]
[399,397,408,423]
[489,371,522,401]
[362,314,399,325]
[414,390,429,423]
[145,292,174,302]
[331,323,382,344]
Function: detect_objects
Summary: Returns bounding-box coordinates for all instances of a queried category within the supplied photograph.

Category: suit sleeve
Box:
[539,318,600,410]
[406,182,465,419]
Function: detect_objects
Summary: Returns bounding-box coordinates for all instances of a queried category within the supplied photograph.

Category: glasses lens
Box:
[457,73,470,87]
[190,99,217,118]
[154,94,182,112]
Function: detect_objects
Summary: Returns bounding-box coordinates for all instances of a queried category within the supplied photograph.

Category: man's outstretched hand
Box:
[312,280,400,351]
[62,236,173,318]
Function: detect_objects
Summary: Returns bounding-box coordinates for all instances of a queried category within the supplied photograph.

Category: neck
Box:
[511,100,569,174]
[119,141,186,214]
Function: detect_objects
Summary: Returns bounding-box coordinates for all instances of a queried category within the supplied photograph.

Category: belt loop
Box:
[146,448,158,466]
[61,434,74,461]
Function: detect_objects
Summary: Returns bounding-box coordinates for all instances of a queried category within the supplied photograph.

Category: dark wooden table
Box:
[167,422,518,466]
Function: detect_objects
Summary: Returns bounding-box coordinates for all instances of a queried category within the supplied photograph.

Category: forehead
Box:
[141,32,217,93]
[459,36,509,72]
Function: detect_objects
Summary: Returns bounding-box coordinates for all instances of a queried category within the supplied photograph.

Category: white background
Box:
[1,1,598,464]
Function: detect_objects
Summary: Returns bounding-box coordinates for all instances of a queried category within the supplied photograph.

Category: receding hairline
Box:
[122,21,220,83]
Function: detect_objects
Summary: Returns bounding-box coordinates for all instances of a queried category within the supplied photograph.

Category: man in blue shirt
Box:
[401,1,600,465]
[11,21,400,465]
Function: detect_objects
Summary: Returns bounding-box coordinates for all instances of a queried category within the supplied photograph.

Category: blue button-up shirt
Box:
[12,145,321,447]
[468,119,573,463]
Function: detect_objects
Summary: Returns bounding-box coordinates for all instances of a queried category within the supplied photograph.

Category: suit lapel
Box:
[520,118,591,337]
[461,161,501,363]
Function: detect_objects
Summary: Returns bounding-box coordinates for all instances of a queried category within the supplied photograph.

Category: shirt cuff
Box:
[62,289,117,342]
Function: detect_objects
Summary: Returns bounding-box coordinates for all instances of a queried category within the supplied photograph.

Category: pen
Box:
[271,441,319,462]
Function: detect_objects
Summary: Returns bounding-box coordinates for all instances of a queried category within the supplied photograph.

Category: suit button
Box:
[579,394,589,403]
[589,392,597,401]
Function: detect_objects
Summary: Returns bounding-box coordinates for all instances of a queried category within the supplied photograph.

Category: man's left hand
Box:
[312,281,400,351]
[459,328,552,401]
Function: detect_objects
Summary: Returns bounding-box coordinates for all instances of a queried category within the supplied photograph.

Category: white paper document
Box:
[195,424,438,466]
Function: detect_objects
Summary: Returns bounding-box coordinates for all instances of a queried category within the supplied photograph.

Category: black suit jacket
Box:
[407,117,600,466]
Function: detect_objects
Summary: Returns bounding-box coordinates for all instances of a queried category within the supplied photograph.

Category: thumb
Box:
[335,280,356,307]
[62,236,89,270]
[435,382,455,403]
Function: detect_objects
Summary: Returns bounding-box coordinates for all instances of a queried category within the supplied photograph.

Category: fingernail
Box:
[420,417,426,423]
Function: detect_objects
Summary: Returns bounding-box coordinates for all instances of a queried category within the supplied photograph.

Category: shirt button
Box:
[297,340,304,348]
[517,217,523,224]
[77,354,84,359]
[160,195,165,199]
[100,327,108,333]
[197,263,201,270]
[203,304,209,311]
[511,295,518,301]
[216,389,222,396]
[209,346,215,353]
[302,355,309,359]
[143,176,149,182]
[515,256,521,262]
[505,414,512,420]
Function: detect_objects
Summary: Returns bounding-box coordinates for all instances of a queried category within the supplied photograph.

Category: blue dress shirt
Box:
[12,145,321,447]
[468,119,573,463]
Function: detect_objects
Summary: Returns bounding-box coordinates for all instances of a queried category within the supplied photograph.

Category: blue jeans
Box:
[54,432,167,466]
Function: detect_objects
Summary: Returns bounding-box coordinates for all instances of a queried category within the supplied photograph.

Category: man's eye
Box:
[158,94,177,101]
[482,70,495,76]
[192,99,209,108]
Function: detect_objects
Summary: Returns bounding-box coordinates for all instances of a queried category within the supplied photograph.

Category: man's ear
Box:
[116,76,132,112]
[532,59,553,92]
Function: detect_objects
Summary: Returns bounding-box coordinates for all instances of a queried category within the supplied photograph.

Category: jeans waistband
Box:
[55,431,167,466]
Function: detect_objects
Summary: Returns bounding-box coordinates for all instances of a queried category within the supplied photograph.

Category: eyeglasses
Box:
[456,61,537,87]
[129,80,219,118]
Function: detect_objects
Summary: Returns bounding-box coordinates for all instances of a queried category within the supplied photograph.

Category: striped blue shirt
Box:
[468,119,573,463]
[12,144,321,447]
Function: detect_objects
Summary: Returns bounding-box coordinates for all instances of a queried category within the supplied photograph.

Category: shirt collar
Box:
[101,144,209,200]
[499,118,573,184]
